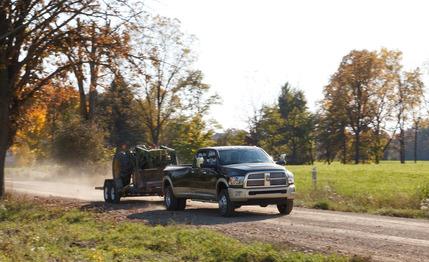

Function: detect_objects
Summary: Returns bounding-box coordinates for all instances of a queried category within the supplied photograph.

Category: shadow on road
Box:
[81,198,280,225]
[127,207,280,226]
[81,199,164,212]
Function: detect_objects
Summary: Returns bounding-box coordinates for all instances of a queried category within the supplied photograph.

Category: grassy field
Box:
[288,161,429,218]
[0,195,358,262]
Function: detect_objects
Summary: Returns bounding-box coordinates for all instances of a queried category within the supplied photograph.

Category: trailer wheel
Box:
[277,199,293,215]
[110,183,121,204]
[103,180,113,203]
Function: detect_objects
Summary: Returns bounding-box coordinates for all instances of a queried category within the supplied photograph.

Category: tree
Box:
[369,49,401,163]
[324,50,384,163]
[214,129,249,146]
[0,0,97,197]
[130,16,218,146]
[97,74,145,146]
[278,83,314,164]
[249,105,286,156]
[320,78,350,163]
[13,84,79,160]
[52,118,108,164]
[395,69,424,163]
[164,114,215,163]
[61,18,130,122]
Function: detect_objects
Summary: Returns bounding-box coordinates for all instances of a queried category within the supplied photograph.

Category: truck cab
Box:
[163,146,295,216]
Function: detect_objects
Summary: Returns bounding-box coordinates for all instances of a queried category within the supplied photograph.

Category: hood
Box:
[220,162,286,177]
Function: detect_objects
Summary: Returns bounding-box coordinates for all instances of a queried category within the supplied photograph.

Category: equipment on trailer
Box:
[96,145,177,203]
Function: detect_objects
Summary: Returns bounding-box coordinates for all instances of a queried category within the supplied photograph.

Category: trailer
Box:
[96,145,177,203]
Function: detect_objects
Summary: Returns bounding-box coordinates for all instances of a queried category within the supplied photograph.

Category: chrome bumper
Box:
[228,184,295,201]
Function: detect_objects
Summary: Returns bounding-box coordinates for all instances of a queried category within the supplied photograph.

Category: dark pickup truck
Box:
[162,146,295,216]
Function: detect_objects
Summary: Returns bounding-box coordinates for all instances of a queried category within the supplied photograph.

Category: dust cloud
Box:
[4,161,111,201]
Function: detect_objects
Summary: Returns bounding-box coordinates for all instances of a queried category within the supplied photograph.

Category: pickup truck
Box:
[162,146,295,216]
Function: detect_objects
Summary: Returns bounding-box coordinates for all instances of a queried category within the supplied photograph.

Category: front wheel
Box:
[277,199,293,215]
[218,189,235,217]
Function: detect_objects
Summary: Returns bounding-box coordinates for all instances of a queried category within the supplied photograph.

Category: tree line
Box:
[0,1,427,199]
[235,49,425,165]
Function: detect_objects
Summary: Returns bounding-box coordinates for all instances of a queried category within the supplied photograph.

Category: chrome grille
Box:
[245,172,287,188]
[247,173,264,179]
[270,178,287,186]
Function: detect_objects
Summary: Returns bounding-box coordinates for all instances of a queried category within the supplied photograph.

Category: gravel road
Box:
[5,177,429,262]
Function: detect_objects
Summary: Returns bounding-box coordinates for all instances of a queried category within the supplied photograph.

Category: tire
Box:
[110,183,121,204]
[277,199,293,215]
[218,189,235,217]
[103,180,113,203]
[164,186,186,211]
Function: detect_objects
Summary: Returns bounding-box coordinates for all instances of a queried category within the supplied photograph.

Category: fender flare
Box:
[162,176,174,193]
[216,178,229,196]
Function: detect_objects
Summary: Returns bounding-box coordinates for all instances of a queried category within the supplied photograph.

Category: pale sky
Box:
[149,0,429,130]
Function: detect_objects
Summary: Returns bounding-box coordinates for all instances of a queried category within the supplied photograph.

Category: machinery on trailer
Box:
[96,145,177,203]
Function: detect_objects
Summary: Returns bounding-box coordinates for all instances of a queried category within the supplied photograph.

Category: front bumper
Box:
[228,184,295,202]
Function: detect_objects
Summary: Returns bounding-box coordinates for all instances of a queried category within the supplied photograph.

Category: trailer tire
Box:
[103,180,113,203]
[110,183,121,204]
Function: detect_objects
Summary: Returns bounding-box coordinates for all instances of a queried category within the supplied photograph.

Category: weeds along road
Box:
[5,177,429,262]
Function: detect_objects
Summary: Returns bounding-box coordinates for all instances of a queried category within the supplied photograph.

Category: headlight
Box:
[228,176,244,185]
[286,171,294,184]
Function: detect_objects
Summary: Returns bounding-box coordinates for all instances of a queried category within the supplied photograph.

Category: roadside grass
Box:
[0,195,355,262]
[288,161,429,218]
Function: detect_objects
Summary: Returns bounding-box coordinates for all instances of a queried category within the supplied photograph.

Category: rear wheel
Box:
[218,189,235,217]
[277,199,293,215]
[164,186,186,211]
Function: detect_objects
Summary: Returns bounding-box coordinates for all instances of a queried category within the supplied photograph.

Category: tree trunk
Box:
[414,122,418,163]
[354,130,360,164]
[399,128,405,164]
[0,59,10,198]
[341,125,347,164]
[75,66,88,120]
[374,130,380,164]
[0,147,6,198]
[88,61,98,122]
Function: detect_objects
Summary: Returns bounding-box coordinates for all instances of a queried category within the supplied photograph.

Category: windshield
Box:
[218,148,273,165]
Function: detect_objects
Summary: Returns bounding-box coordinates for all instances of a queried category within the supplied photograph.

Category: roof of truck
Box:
[199,146,259,151]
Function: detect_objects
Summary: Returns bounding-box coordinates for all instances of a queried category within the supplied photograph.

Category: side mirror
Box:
[196,157,204,168]
[276,153,287,165]
[276,159,286,165]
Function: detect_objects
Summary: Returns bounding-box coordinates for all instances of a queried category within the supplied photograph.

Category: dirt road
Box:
[5,177,429,262]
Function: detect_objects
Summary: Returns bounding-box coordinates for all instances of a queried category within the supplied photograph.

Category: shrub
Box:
[313,201,330,210]
[52,119,109,164]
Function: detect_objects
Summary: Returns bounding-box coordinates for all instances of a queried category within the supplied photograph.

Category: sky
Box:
[149,0,429,130]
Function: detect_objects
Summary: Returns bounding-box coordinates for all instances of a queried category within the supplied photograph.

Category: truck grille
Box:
[245,172,287,188]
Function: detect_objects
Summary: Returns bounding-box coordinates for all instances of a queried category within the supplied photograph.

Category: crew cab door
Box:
[198,149,218,199]
[188,150,216,200]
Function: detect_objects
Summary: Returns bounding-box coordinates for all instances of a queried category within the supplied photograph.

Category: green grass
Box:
[288,161,429,218]
[0,196,353,262]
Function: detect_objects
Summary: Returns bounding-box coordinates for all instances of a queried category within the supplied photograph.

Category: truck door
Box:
[195,149,218,199]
